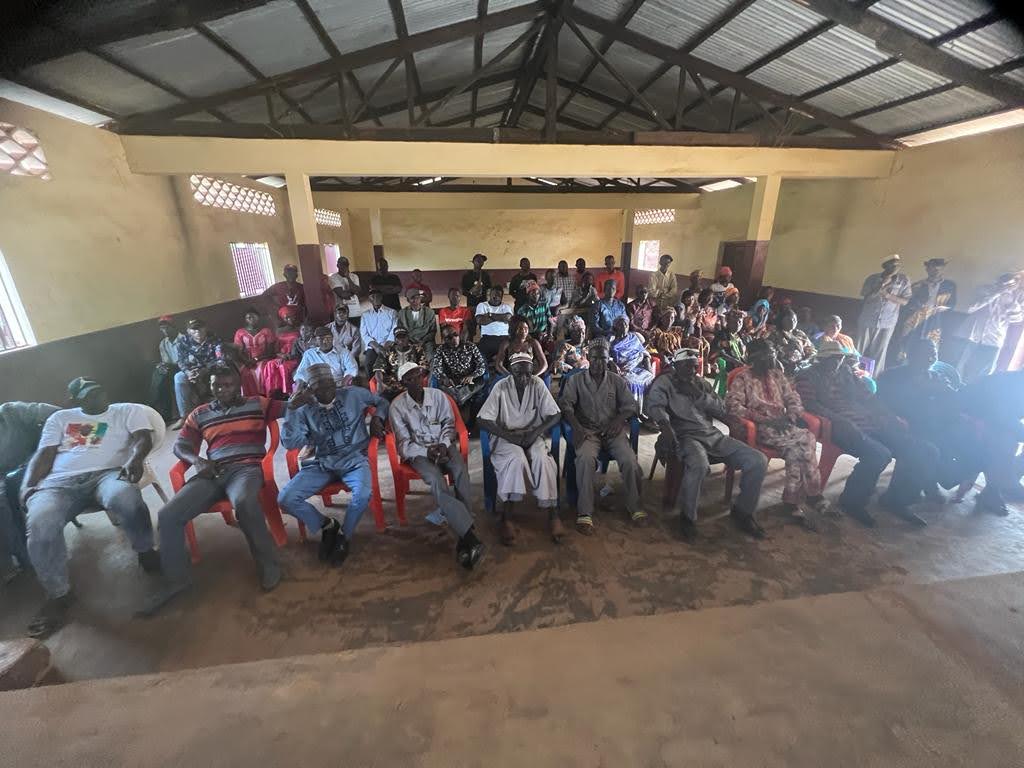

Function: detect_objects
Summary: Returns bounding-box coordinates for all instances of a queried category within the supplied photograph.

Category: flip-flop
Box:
[575,515,595,536]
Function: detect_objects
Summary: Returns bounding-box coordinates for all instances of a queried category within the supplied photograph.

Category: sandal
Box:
[27,594,74,639]
[575,515,595,536]
[630,510,649,527]
[499,519,516,546]
[550,515,567,544]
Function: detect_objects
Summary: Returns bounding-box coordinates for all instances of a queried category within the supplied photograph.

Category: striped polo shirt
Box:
[178,396,285,466]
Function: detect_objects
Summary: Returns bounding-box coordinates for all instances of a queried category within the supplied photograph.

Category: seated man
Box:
[438,287,473,338]
[373,327,426,400]
[294,326,358,388]
[478,352,564,545]
[593,278,627,338]
[404,268,433,306]
[626,285,657,336]
[431,325,487,427]
[795,340,938,527]
[648,350,767,542]
[327,304,363,361]
[143,365,284,615]
[397,289,438,362]
[475,286,513,363]
[389,363,484,570]
[360,288,397,374]
[559,340,643,534]
[21,378,158,636]
[172,318,220,428]
[279,364,388,566]
[149,315,180,421]
[726,340,828,530]
[1,401,60,585]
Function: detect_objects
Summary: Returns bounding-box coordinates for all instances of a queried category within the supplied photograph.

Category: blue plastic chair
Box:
[553,418,641,508]
[480,426,562,515]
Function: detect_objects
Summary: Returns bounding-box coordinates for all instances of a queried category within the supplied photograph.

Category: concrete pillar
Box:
[720,175,782,301]
[369,208,385,265]
[285,171,330,323]
[621,208,635,298]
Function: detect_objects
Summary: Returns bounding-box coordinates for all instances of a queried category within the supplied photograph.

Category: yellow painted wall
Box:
[0,99,297,343]
[767,126,1024,302]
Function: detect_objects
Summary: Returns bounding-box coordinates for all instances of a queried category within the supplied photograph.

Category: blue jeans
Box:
[277,455,372,539]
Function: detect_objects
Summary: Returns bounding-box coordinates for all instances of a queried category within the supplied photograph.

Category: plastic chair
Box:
[284,407,385,540]
[384,392,470,525]
[721,366,824,502]
[553,418,641,508]
[168,420,288,564]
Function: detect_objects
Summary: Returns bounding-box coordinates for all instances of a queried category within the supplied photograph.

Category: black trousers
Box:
[149,364,177,420]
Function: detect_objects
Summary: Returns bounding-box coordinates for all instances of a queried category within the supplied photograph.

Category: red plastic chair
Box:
[284,407,386,540]
[168,420,288,564]
[384,392,470,525]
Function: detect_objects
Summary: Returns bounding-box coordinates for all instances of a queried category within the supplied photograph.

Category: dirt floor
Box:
[4,571,1024,767]
[1,427,1021,683]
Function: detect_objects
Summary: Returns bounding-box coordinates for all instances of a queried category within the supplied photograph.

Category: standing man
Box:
[404,268,433,306]
[21,378,159,636]
[508,258,537,311]
[460,253,492,306]
[262,263,306,318]
[439,287,473,338]
[397,288,438,362]
[143,365,285,615]
[367,258,403,312]
[898,257,957,356]
[294,326,358,388]
[516,281,551,340]
[475,286,514,364]
[857,254,912,374]
[149,315,180,421]
[559,340,643,534]
[478,352,564,545]
[389,362,485,570]
[278,364,388,566]
[599,254,626,300]
[648,349,768,542]
[553,260,576,308]
[328,256,363,327]
[173,319,220,429]
[326,304,363,361]
[954,272,1023,381]
[648,253,677,311]
[0,401,59,585]
[359,288,397,374]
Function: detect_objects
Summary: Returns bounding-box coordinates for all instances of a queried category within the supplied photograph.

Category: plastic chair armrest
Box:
[169,461,188,493]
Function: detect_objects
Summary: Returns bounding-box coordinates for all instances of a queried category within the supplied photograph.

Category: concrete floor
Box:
[4,571,1024,767]
[1,426,1021,682]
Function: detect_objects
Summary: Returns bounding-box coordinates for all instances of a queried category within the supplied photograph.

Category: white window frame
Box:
[0,247,36,352]
[229,242,275,299]
[636,239,661,272]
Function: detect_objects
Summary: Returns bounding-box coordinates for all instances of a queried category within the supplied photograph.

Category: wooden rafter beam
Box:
[117,2,545,128]
[348,69,519,125]
[504,18,550,126]
[793,0,1024,106]
[470,0,488,128]
[387,0,428,125]
[567,6,890,144]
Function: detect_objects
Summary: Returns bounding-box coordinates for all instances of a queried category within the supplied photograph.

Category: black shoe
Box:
[137,549,162,574]
[730,509,766,540]
[879,495,928,527]
[842,504,876,527]
[977,490,1010,517]
[27,593,74,638]
[456,529,485,570]
[329,533,349,567]
[318,519,340,562]
[678,517,698,543]
[136,581,190,618]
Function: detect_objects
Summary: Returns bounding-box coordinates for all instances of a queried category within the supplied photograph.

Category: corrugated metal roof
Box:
[1003,67,1024,86]
[476,82,515,109]
[349,59,410,113]
[559,93,615,126]
[855,84,1002,134]
[585,0,638,22]
[581,41,665,106]
[941,20,1024,69]
[102,29,256,97]
[204,0,327,77]
[403,0,477,36]
[429,90,476,122]
[413,38,475,90]
[22,51,180,114]
[626,0,740,52]
[750,25,890,97]
[556,23,601,83]
[806,60,951,117]
[481,21,537,63]
[690,0,828,72]
[868,0,993,39]
[308,0,396,55]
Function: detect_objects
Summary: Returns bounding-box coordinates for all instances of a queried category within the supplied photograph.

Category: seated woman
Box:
[725,339,830,529]
[768,307,816,375]
[609,316,655,413]
[695,287,719,339]
[816,314,858,353]
[431,325,487,426]
[232,307,277,396]
[709,327,746,372]
[674,288,699,329]
[647,308,686,363]
[748,286,774,335]
[260,305,303,395]
[554,315,589,376]
[495,316,548,378]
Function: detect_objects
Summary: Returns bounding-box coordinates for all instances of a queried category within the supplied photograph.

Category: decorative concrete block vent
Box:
[0,639,61,691]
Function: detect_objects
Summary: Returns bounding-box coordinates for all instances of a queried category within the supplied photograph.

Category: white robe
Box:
[478,375,561,506]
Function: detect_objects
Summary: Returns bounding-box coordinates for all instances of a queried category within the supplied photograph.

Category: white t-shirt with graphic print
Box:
[38,403,152,483]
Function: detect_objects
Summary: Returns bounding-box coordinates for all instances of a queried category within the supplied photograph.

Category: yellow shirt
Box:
[648,269,678,308]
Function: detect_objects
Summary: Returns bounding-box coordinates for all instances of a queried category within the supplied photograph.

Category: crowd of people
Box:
[2,251,1021,638]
